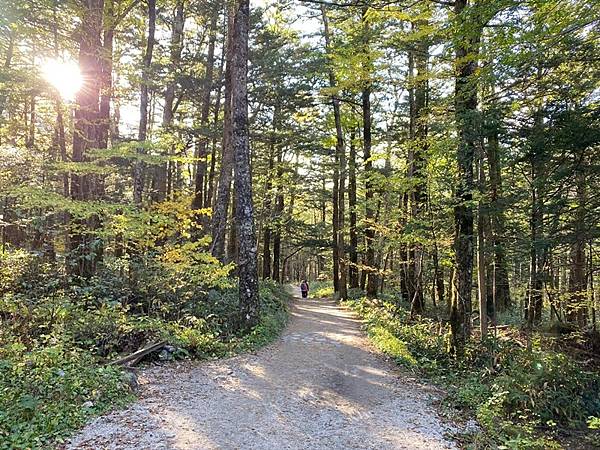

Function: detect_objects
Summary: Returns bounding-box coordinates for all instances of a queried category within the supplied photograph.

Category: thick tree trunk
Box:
[408,31,428,316]
[568,178,587,325]
[527,109,545,326]
[231,0,259,330]
[69,0,104,278]
[450,0,480,352]
[348,130,359,289]
[362,8,378,298]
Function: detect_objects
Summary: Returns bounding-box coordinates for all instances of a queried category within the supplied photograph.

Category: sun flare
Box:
[41,58,83,101]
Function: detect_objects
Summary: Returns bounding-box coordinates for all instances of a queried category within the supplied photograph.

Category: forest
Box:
[0,0,599,448]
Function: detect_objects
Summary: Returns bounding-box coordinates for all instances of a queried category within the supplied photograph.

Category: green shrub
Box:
[0,344,133,449]
[0,247,290,449]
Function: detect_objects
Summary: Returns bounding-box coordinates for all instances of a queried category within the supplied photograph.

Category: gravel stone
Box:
[65,293,457,450]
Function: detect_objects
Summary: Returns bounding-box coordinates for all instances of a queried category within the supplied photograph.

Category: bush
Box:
[0,246,290,449]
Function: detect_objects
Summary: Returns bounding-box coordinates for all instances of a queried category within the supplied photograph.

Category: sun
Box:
[41,58,83,102]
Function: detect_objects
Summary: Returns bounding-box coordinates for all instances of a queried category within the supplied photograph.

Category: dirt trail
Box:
[66,291,456,450]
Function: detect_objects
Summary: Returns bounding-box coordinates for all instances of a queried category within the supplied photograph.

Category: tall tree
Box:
[211,3,235,262]
[231,0,259,329]
[361,7,377,298]
[69,0,105,278]
[192,1,218,213]
[450,0,481,352]
[133,0,156,206]
[156,0,185,203]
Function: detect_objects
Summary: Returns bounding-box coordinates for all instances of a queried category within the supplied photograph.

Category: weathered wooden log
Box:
[110,340,167,367]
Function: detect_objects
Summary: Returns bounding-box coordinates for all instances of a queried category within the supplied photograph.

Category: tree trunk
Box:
[262,146,275,280]
[362,8,377,298]
[450,0,480,352]
[338,128,348,301]
[477,145,488,338]
[155,0,184,203]
[321,5,345,296]
[69,0,104,278]
[527,109,545,326]
[231,0,259,330]
[206,11,227,209]
[193,2,218,214]
[0,28,15,119]
[133,0,156,206]
[568,176,587,325]
[486,106,511,313]
[348,129,359,289]
[272,150,284,283]
[408,28,428,316]
[211,4,236,262]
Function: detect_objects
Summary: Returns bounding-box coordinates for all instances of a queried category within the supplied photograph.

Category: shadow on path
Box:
[66,289,456,450]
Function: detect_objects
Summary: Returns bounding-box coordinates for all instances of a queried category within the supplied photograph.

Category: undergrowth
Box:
[345,297,600,449]
[308,280,334,299]
[0,250,289,450]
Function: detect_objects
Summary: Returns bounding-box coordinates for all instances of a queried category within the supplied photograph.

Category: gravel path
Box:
[65,291,456,450]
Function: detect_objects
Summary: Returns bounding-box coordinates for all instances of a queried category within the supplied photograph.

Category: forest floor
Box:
[64,290,457,450]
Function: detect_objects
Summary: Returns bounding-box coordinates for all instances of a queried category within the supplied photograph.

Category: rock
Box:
[121,371,139,391]
[82,401,94,409]
[158,349,174,362]
[464,419,480,434]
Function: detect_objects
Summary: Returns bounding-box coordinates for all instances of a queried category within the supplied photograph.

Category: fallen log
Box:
[110,340,167,367]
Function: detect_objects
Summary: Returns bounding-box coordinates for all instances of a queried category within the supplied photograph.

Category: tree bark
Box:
[231,0,259,330]
[206,11,227,209]
[155,0,185,203]
[568,174,587,325]
[527,109,544,326]
[262,146,275,280]
[272,148,284,283]
[362,7,377,298]
[486,107,511,313]
[450,0,480,352]
[348,129,359,289]
[408,27,428,316]
[477,144,488,338]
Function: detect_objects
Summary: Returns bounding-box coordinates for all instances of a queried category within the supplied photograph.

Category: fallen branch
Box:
[110,340,167,367]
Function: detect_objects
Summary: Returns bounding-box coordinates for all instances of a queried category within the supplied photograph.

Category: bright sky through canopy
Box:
[41,58,83,101]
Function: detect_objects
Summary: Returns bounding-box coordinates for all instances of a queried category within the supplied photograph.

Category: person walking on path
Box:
[300,280,309,298]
